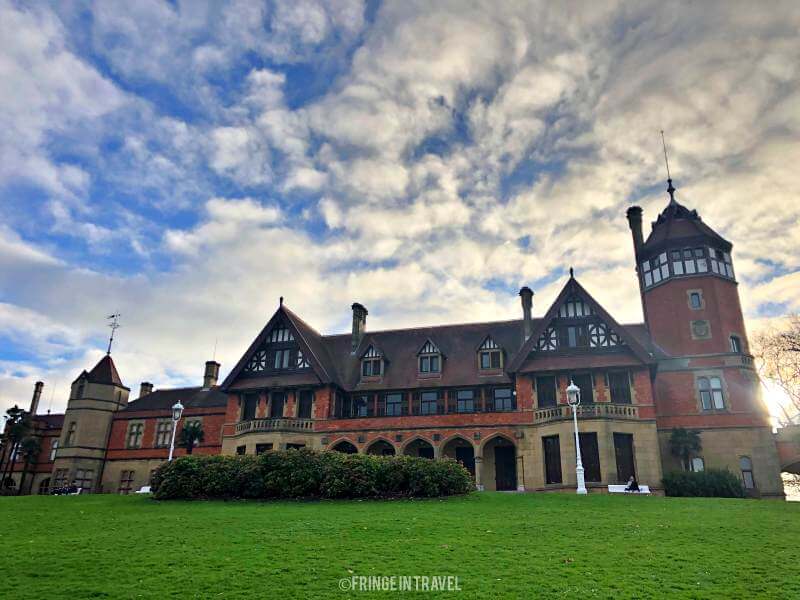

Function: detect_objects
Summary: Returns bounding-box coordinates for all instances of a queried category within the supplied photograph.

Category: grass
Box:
[2,493,799,599]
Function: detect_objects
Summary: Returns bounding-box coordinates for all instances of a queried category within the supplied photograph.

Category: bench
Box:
[135,486,152,494]
[608,484,650,494]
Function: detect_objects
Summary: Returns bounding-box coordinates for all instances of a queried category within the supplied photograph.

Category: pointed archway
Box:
[330,440,358,454]
[403,437,434,459]
[366,439,396,456]
[441,436,475,477]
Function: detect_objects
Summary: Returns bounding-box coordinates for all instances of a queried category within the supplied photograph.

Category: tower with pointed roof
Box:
[51,354,130,492]
[627,180,783,497]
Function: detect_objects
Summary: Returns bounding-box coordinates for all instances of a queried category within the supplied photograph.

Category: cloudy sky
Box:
[1,0,799,418]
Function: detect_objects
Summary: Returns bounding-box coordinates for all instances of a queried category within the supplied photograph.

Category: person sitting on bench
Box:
[625,476,639,492]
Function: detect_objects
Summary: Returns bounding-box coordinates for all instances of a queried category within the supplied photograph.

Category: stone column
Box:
[516,452,526,492]
[475,456,484,491]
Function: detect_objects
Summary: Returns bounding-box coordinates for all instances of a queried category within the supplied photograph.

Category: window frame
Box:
[126,422,144,449]
[606,371,632,404]
[535,376,558,408]
[740,456,755,489]
[730,335,742,354]
[456,389,475,413]
[119,470,135,495]
[154,420,173,448]
[65,421,77,446]
[492,387,514,412]
[698,375,725,411]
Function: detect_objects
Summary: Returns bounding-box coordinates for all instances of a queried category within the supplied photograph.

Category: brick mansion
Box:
[0,186,786,498]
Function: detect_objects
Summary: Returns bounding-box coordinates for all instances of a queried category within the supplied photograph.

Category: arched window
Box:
[38,477,51,495]
[698,376,724,410]
[739,456,755,489]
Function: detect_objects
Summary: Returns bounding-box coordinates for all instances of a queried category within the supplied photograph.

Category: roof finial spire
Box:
[279,296,284,307]
[661,130,676,204]
[569,266,574,279]
[106,313,121,355]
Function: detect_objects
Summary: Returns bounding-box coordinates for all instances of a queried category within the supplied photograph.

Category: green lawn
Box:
[2,493,799,599]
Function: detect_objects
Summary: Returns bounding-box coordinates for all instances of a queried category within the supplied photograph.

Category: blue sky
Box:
[1,0,799,417]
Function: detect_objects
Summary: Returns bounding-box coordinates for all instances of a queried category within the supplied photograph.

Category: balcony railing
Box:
[534,403,639,424]
[235,418,314,435]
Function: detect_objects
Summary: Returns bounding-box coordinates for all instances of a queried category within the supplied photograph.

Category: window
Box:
[478,337,502,369]
[270,392,285,418]
[571,374,594,404]
[542,435,562,484]
[670,250,684,275]
[536,376,557,408]
[73,469,94,490]
[419,354,440,373]
[126,423,144,449]
[242,393,258,421]
[456,390,475,413]
[298,390,313,419]
[38,478,51,495]
[419,391,439,415]
[559,296,593,318]
[273,349,291,370]
[155,421,173,447]
[418,340,441,374]
[255,443,273,455]
[578,433,601,482]
[613,433,636,483]
[493,388,514,412]
[65,422,77,446]
[236,445,246,455]
[119,470,135,495]
[537,327,558,351]
[49,440,59,461]
[362,358,382,377]
[53,469,69,488]
[352,394,371,417]
[384,393,404,417]
[607,372,632,404]
[740,456,755,489]
[560,325,588,348]
[267,326,293,343]
[689,291,703,310]
[690,457,705,472]
[709,248,734,279]
[296,351,310,369]
[730,336,742,354]
[698,376,725,410]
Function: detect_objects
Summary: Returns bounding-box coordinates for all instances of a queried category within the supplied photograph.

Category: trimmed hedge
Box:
[151,449,474,500]
[662,469,747,498]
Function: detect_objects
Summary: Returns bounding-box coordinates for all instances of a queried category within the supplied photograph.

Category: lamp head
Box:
[566,380,581,407]
[171,401,184,422]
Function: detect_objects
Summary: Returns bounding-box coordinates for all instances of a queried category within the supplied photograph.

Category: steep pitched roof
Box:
[506,276,655,372]
[220,303,333,391]
[82,355,125,387]
[123,386,228,412]
[643,198,731,253]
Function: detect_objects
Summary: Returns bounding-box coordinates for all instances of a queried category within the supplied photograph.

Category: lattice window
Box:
[296,351,310,369]
[245,350,268,372]
[267,326,294,343]
[558,296,594,318]
[537,327,558,351]
[588,323,622,348]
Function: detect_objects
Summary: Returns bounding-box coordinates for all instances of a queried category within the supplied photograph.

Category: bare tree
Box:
[753,314,800,425]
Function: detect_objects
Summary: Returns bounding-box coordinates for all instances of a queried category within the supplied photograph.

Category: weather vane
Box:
[106,313,121,355]
[660,130,676,203]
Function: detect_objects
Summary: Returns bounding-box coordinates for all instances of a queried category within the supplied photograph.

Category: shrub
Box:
[662,469,747,498]
[152,449,474,500]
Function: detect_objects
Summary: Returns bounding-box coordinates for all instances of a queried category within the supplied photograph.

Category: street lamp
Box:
[566,380,588,495]
[168,401,184,462]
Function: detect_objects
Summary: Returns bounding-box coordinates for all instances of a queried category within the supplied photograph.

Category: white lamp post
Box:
[168,401,184,462]
[566,380,587,495]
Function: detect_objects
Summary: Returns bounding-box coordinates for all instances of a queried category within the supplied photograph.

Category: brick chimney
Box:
[519,287,534,342]
[203,361,221,389]
[139,382,154,398]
[351,303,368,353]
[626,206,644,259]
[30,381,43,415]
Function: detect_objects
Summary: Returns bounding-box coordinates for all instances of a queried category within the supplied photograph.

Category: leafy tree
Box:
[753,314,800,425]
[179,421,204,455]
[669,428,702,471]
[0,406,31,493]
[16,437,41,496]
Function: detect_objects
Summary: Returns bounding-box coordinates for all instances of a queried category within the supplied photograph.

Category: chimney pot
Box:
[519,287,534,342]
[203,361,221,389]
[30,381,44,415]
[351,303,368,353]
[139,381,154,398]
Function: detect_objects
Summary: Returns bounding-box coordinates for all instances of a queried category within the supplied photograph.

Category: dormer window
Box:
[478,337,502,369]
[361,346,383,378]
[418,340,441,374]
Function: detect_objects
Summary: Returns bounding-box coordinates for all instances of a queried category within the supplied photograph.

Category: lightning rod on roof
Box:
[106,313,121,355]
[660,130,676,204]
